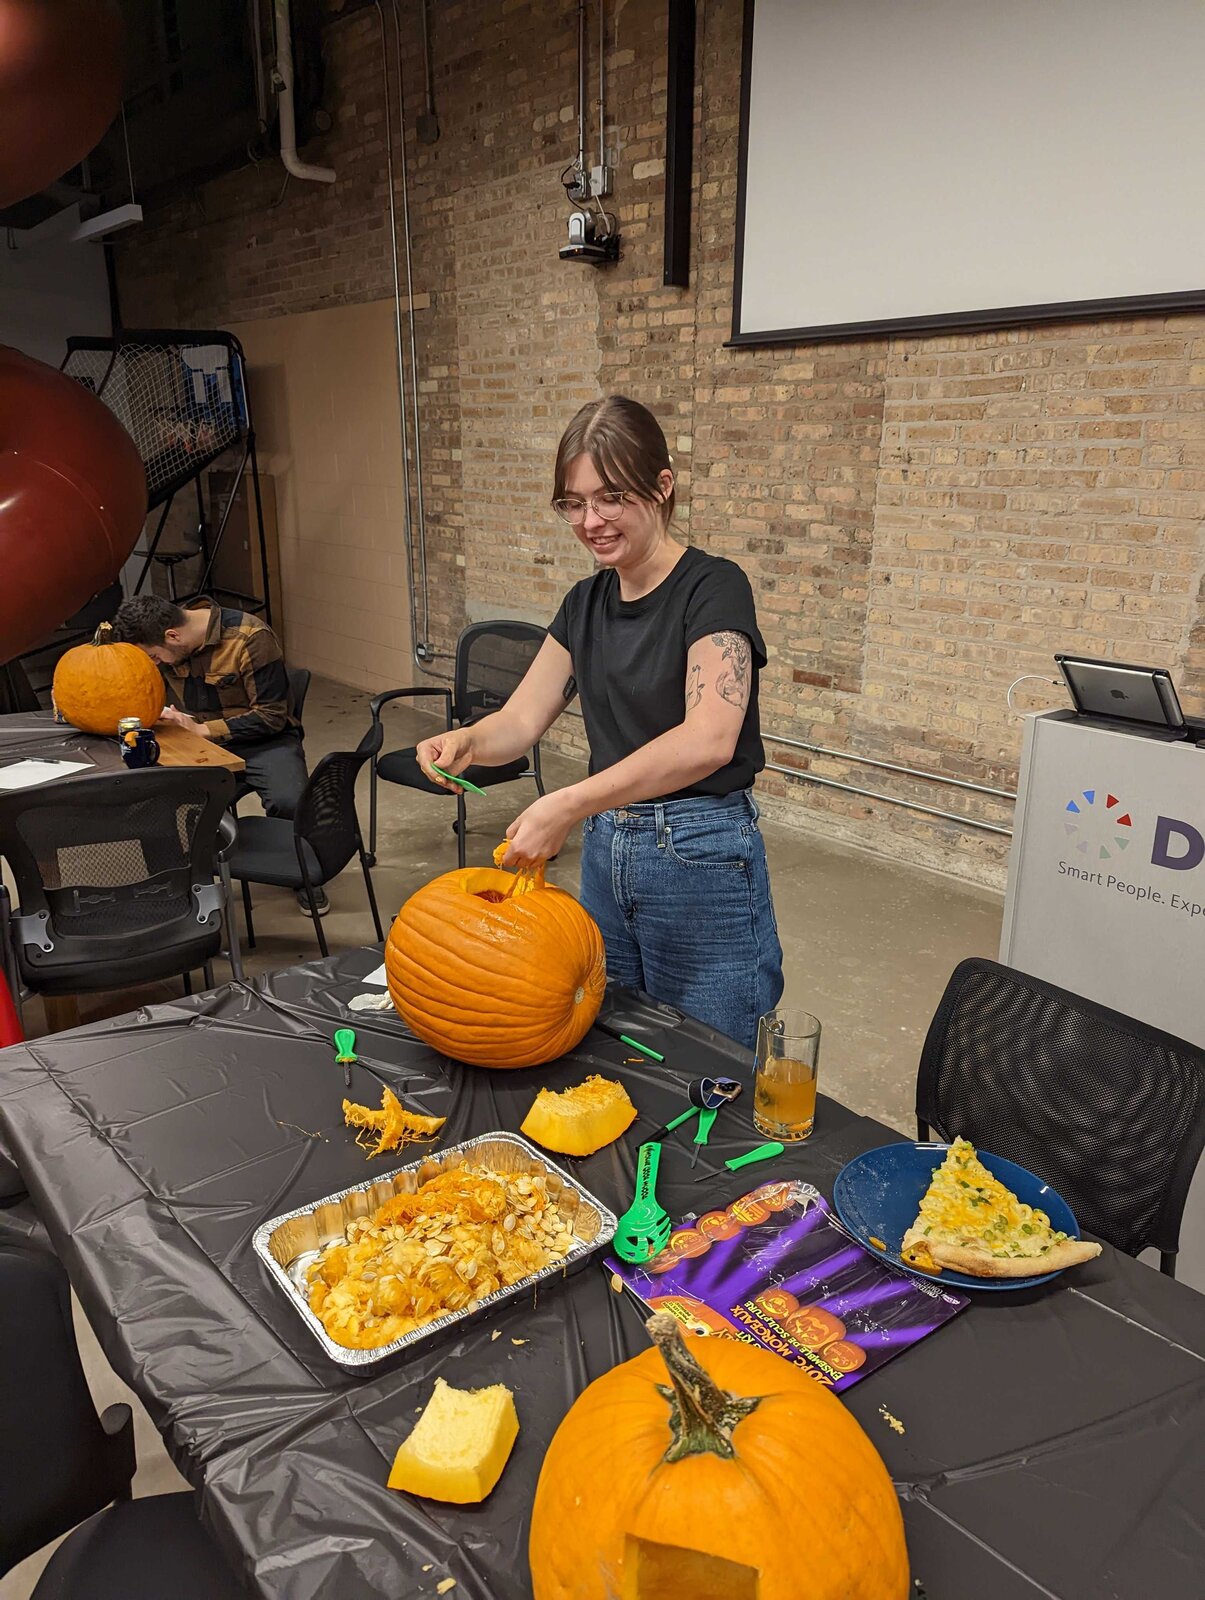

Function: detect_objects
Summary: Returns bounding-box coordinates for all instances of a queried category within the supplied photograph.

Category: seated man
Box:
[110,594,325,914]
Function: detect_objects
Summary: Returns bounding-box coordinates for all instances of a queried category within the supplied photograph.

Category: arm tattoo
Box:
[685,663,705,710]
[711,631,752,710]
[562,675,578,704]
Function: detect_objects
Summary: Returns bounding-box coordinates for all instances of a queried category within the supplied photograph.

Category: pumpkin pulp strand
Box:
[491,840,545,898]
[646,1313,761,1465]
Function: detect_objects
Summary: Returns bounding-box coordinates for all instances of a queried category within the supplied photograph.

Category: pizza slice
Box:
[900,1137,1102,1278]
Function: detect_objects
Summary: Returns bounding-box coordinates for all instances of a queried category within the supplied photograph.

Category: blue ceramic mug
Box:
[120,726,160,768]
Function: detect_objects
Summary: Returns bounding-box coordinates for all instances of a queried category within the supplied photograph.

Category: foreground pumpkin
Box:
[385,844,606,1069]
[51,621,164,735]
[529,1313,910,1600]
[521,1074,637,1157]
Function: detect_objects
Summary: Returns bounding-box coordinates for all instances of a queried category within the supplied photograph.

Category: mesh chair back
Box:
[916,958,1205,1259]
[454,621,545,724]
[295,722,382,882]
[0,1245,135,1573]
[0,769,233,954]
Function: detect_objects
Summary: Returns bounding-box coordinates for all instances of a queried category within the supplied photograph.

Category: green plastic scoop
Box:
[613,1142,672,1264]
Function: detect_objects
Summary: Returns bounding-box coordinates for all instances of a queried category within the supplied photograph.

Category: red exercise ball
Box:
[0,0,125,208]
[0,346,147,665]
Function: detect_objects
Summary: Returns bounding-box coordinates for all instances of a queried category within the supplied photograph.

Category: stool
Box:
[151,551,196,602]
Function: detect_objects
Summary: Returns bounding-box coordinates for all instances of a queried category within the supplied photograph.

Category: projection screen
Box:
[732,0,1205,345]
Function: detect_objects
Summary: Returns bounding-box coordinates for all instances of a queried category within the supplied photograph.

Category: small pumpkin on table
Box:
[51,621,165,735]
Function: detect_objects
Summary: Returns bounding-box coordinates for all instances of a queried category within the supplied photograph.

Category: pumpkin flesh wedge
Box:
[521,1075,637,1157]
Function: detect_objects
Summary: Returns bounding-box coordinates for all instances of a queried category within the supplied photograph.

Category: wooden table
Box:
[0,712,245,774]
[153,720,246,772]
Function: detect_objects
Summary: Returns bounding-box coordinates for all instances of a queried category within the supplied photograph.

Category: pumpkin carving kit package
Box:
[608,1179,968,1391]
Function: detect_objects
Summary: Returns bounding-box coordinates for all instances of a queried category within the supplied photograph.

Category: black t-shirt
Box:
[548,545,768,800]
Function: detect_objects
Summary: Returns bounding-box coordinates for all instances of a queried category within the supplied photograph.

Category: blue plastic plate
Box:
[833,1142,1084,1291]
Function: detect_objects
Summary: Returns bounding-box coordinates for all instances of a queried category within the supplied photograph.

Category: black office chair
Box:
[915,957,1205,1277]
[0,769,239,1030]
[0,1244,247,1597]
[228,722,383,958]
[367,620,547,866]
[0,659,39,715]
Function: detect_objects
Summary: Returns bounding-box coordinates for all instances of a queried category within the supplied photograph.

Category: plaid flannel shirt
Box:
[165,601,297,745]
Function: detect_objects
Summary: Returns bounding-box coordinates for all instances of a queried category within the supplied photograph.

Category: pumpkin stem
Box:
[92,622,115,645]
[646,1312,761,1464]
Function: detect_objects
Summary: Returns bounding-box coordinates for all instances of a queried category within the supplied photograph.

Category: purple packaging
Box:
[606,1178,967,1393]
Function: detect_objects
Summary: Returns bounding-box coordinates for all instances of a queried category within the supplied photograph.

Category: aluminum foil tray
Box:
[252,1131,619,1368]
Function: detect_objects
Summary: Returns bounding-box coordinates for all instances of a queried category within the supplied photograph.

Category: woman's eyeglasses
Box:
[552,490,629,524]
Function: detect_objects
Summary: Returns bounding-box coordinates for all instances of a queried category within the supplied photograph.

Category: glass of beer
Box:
[752,1008,821,1142]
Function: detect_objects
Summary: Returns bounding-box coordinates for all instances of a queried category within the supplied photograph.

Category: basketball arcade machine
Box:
[60,329,273,623]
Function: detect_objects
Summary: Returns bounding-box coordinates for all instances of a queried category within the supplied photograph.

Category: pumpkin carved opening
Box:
[623,1535,760,1600]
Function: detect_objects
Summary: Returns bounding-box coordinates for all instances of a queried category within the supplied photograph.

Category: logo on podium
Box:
[1064,789,1133,860]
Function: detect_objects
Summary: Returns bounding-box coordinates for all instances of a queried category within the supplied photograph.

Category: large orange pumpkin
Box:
[51,622,165,735]
[529,1313,910,1600]
[385,852,606,1069]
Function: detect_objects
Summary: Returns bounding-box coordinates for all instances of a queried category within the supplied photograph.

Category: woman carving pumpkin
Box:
[416,396,784,1051]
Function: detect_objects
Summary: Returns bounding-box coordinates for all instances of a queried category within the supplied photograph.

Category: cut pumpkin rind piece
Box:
[521,1075,638,1157]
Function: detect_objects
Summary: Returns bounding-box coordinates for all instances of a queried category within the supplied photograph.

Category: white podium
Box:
[1001,711,1205,1290]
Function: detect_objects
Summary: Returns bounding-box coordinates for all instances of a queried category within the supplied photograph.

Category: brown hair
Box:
[553,395,675,523]
[110,595,188,645]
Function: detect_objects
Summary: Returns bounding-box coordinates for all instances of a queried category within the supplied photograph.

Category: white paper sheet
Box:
[360,962,388,986]
[0,759,92,792]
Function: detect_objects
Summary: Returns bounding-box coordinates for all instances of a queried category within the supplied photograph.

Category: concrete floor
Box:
[1,676,1003,1597]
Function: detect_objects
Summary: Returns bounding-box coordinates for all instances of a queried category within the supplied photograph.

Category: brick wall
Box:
[115,0,1205,887]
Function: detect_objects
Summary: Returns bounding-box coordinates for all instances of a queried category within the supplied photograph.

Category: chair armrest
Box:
[369,685,454,730]
[216,814,238,862]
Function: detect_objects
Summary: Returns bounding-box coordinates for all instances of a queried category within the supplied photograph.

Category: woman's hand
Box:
[416,726,476,788]
[501,791,579,866]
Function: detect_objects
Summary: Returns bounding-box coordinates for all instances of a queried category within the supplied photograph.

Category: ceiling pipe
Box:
[576,0,587,178]
[273,0,335,183]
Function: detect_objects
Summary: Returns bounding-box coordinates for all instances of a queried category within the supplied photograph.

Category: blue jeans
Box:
[579,792,784,1053]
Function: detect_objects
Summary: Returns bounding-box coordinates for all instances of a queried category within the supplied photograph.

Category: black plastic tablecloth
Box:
[0,713,111,771]
[0,948,1202,1599]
